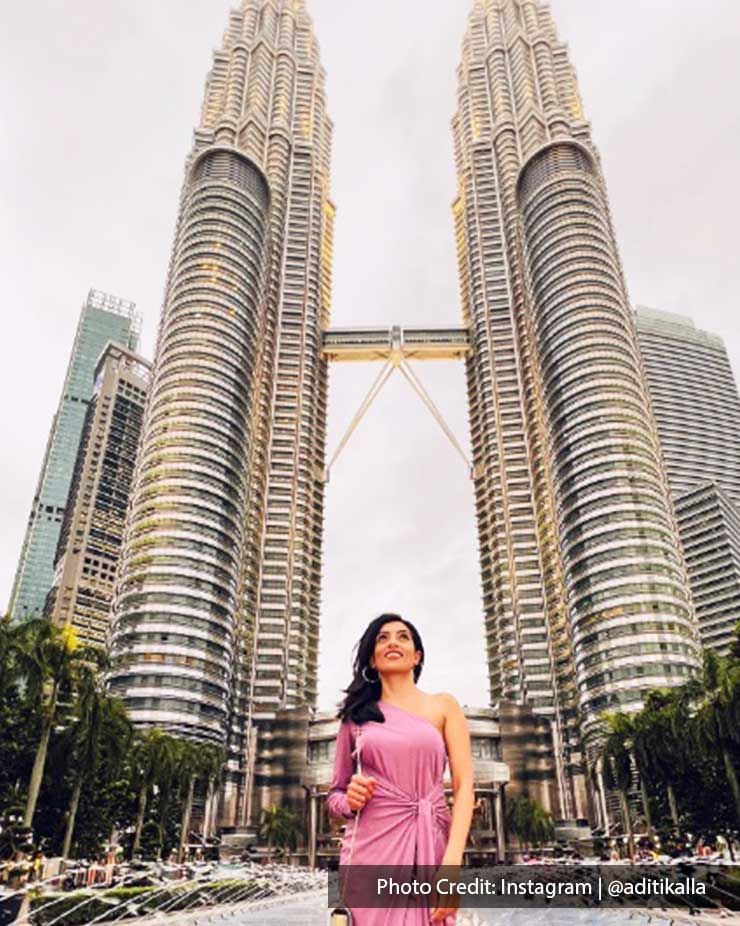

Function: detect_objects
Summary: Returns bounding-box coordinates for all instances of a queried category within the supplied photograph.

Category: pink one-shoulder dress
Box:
[326,700,456,925]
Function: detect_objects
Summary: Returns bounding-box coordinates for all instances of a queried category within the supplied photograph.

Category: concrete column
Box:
[308,791,318,870]
[597,763,610,831]
[495,785,506,863]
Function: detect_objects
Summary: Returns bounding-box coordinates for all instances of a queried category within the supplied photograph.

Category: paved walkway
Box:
[192,894,740,926]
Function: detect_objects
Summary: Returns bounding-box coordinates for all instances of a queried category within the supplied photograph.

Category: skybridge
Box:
[321,324,471,363]
[320,325,474,483]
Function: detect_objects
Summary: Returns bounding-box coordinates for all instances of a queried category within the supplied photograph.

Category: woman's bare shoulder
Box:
[430,691,462,721]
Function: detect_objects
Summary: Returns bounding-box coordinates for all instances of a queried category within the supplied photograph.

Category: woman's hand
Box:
[429,902,459,924]
[429,853,462,923]
[429,893,460,923]
[346,773,377,811]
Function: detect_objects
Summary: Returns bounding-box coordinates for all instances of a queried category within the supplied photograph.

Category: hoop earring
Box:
[362,665,378,684]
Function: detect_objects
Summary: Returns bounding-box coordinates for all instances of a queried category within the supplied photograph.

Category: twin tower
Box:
[108,0,701,826]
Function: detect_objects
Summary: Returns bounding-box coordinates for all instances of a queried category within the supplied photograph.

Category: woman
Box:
[327,613,475,925]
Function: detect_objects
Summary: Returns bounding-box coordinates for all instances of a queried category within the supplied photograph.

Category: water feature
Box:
[7,863,738,925]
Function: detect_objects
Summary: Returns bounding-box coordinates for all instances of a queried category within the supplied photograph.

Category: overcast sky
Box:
[2,1,739,715]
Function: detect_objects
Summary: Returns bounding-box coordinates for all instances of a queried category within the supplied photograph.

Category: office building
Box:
[10,290,140,622]
[635,307,740,506]
[452,0,701,815]
[671,482,740,655]
[108,0,334,826]
[107,0,706,832]
[636,308,740,654]
[45,343,151,647]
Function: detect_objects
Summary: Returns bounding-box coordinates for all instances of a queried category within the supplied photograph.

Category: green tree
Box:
[689,649,740,825]
[599,712,635,858]
[15,620,94,828]
[59,664,132,862]
[201,743,224,839]
[504,794,554,853]
[0,618,39,813]
[154,738,181,859]
[729,622,740,661]
[0,614,23,703]
[177,743,224,862]
[258,805,305,862]
[130,730,179,858]
[628,709,656,841]
[631,689,689,834]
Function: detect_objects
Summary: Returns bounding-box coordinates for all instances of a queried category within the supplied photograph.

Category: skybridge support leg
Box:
[323,359,394,483]
[398,360,472,477]
[323,357,473,483]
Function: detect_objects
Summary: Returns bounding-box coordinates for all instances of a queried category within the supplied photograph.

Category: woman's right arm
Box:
[326,718,355,820]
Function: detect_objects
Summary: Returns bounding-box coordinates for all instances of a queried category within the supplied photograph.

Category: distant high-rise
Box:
[672,482,740,655]
[45,343,151,647]
[108,0,334,825]
[452,0,700,815]
[10,290,140,623]
[636,307,740,654]
[635,307,740,506]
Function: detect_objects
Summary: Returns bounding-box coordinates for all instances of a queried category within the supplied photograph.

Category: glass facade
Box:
[673,482,740,656]
[635,306,740,506]
[109,149,272,746]
[635,306,740,653]
[636,307,740,655]
[452,0,701,818]
[108,0,335,828]
[9,290,140,623]
[45,344,151,647]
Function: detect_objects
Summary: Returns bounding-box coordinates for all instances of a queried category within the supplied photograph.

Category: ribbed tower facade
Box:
[108,0,333,825]
[453,0,701,816]
[636,307,740,655]
[635,307,740,506]
[673,482,740,655]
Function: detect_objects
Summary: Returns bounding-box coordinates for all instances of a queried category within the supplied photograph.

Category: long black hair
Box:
[335,612,425,725]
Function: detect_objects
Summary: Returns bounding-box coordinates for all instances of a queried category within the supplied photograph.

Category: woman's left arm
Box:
[439,692,475,865]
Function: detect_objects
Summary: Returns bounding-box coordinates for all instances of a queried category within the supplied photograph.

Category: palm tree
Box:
[178,743,224,861]
[631,689,689,834]
[600,712,636,858]
[15,620,93,828]
[130,729,178,858]
[504,794,554,853]
[201,744,224,840]
[531,800,555,849]
[59,664,132,862]
[729,622,740,662]
[631,704,662,841]
[689,649,740,825]
[0,614,24,704]
[154,737,181,859]
[258,805,305,863]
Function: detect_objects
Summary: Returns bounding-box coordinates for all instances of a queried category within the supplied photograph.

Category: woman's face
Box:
[370,620,420,675]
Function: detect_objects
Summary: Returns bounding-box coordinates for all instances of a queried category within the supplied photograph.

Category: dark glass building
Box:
[45,343,151,647]
[10,290,140,622]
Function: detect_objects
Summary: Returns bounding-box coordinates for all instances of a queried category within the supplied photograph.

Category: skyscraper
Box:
[635,307,740,506]
[636,306,740,654]
[673,482,740,655]
[45,343,151,647]
[452,0,701,815]
[10,289,140,623]
[107,0,706,833]
[108,0,334,825]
